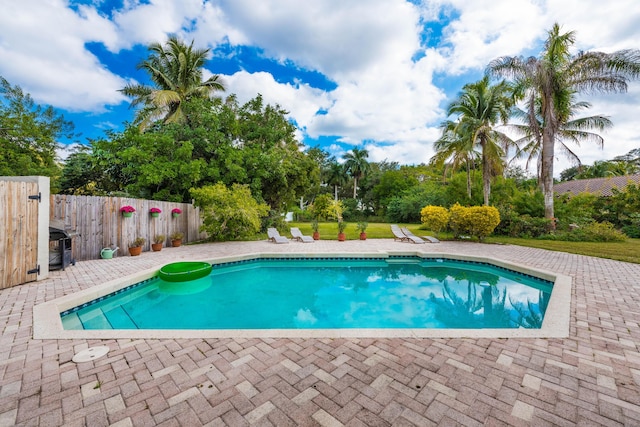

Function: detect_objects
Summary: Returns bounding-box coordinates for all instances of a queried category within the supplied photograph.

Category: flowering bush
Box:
[171,208,182,214]
[120,206,135,213]
[150,207,162,213]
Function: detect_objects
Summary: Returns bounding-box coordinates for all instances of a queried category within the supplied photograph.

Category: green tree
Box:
[488,22,640,220]
[343,147,370,199]
[325,161,347,201]
[120,36,225,130]
[440,76,514,206]
[191,183,269,241]
[432,119,480,200]
[0,76,73,182]
[509,97,613,183]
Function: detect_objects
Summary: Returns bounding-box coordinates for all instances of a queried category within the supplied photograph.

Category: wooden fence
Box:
[50,195,206,261]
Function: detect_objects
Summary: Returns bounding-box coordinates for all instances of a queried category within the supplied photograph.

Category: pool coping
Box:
[33,251,572,340]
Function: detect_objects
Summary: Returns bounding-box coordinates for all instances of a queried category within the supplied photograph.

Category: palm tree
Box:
[325,161,347,201]
[488,23,640,220]
[431,119,480,200]
[510,97,613,182]
[441,76,514,205]
[120,36,225,130]
[343,147,370,198]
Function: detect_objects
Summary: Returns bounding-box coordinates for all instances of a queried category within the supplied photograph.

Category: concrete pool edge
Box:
[33,251,572,340]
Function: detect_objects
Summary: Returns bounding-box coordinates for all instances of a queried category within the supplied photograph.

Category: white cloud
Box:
[1,0,638,173]
[0,0,127,110]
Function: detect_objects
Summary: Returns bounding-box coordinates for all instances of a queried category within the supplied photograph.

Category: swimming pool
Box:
[34,254,570,338]
[60,256,553,331]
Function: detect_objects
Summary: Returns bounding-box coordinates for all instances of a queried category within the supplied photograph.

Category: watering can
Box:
[100,247,119,259]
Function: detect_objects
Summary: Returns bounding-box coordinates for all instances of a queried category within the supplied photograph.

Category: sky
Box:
[1,0,639,177]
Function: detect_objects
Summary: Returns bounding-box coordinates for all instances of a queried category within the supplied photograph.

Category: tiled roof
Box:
[554,174,640,197]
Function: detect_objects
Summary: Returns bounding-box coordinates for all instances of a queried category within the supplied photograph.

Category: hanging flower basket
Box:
[150,207,161,218]
[120,206,135,217]
[171,208,182,218]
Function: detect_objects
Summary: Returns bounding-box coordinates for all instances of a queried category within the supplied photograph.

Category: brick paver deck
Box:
[1,239,639,426]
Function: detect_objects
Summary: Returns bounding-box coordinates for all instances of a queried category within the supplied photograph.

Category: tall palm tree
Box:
[488,23,640,220]
[442,76,514,205]
[510,97,613,182]
[325,161,347,201]
[120,36,225,130]
[343,147,370,198]
[431,119,480,200]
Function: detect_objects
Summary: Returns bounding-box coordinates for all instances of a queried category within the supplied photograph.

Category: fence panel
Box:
[50,195,206,261]
[0,180,39,288]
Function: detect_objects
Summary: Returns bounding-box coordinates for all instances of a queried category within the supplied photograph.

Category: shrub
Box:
[191,183,269,241]
[541,221,627,242]
[420,205,450,235]
[308,194,342,220]
[447,204,501,241]
[448,203,468,238]
[466,206,501,242]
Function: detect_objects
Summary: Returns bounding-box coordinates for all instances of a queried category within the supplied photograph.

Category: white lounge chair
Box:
[391,225,409,242]
[267,228,290,244]
[423,235,440,243]
[290,227,314,243]
[401,227,425,244]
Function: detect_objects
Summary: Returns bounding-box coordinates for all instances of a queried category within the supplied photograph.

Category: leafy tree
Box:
[120,36,225,130]
[437,76,514,205]
[432,119,480,200]
[343,147,370,198]
[488,22,640,221]
[0,76,73,182]
[510,96,612,183]
[191,183,269,241]
[325,161,347,201]
[58,145,104,195]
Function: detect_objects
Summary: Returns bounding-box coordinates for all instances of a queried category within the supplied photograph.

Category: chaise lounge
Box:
[290,227,314,243]
[267,227,290,244]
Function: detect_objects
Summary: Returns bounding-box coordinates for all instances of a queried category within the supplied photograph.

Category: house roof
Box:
[554,174,640,197]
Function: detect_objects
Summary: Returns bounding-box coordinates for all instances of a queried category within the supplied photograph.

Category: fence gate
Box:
[0,180,40,289]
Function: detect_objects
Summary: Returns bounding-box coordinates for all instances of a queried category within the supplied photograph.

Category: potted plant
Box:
[171,208,182,218]
[311,219,320,240]
[337,220,347,241]
[150,207,162,218]
[128,237,145,256]
[170,231,184,247]
[152,234,165,251]
[357,221,368,240]
[120,205,135,218]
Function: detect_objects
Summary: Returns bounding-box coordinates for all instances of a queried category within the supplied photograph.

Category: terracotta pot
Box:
[338,232,346,242]
[171,239,182,247]
[151,243,163,252]
[313,231,320,240]
[128,246,142,256]
[359,232,367,240]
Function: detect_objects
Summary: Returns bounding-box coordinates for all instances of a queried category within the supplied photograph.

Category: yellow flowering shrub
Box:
[467,206,501,241]
[447,204,501,241]
[420,205,450,235]
[447,203,468,238]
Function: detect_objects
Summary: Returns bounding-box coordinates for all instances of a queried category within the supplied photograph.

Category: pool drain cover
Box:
[72,346,110,363]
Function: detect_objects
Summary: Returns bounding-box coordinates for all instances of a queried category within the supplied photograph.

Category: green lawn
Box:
[280,221,640,264]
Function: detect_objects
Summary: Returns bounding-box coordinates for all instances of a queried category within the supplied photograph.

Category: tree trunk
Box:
[353,177,358,199]
[482,140,491,206]
[541,129,555,223]
[466,161,472,200]
[334,185,338,202]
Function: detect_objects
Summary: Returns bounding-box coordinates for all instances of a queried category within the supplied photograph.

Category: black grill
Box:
[49,221,76,271]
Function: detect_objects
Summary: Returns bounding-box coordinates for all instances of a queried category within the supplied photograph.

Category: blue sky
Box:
[1,0,639,175]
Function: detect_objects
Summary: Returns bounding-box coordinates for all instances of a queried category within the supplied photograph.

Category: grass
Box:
[280,221,640,264]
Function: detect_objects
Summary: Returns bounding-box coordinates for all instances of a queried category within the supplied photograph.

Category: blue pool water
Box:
[61,257,553,330]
